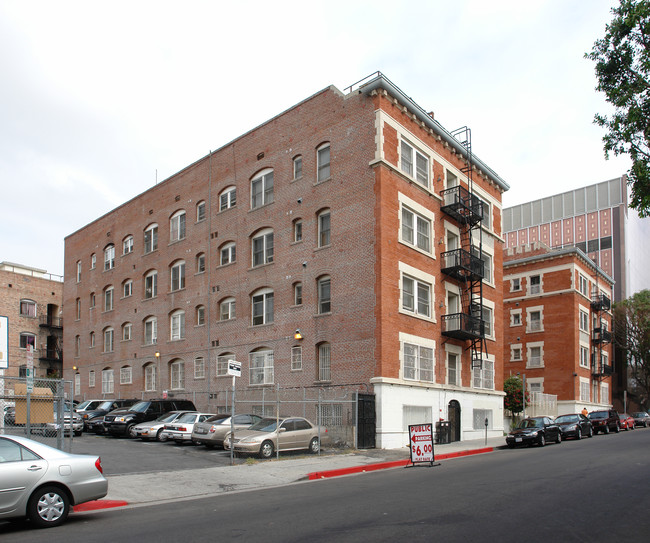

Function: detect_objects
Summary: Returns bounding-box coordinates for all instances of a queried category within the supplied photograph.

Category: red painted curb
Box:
[307,447,494,480]
[73,499,129,512]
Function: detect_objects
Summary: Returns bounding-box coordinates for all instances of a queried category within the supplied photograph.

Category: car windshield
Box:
[517,418,543,429]
[589,411,607,419]
[130,402,151,413]
[555,415,578,424]
[176,413,197,423]
[157,412,180,422]
[98,401,114,411]
[76,400,101,411]
[248,418,280,432]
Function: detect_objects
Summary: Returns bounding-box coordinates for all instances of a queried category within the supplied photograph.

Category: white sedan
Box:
[161,412,216,443]
[0,435,108,528]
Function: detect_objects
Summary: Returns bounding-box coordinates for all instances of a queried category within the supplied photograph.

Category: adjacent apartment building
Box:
[63,73,509,448]
[0,262,64,379]
[503,244,614,415]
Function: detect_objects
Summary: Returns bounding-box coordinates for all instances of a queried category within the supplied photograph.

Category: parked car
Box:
[588,409,620,434]
[0,434,108,528]
[86,407,133,435]
[554,413,593,439]
[192,413,263,449]
[632,411,650,428]
[226,416,327,458]
[3,405,16,426]
[104,399,196,437]
[505,416,562,448]
[162,412,216,443]
[74,399,106,416]
[619,413,635,430]
[131,410,195,441]
[79,399,138,430]
[31,402,83,437]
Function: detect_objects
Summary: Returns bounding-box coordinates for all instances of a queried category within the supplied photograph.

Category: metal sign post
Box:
[227,360,241,466]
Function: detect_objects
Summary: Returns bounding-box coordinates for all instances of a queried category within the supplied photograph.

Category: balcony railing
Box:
[442,312,484,340]
[591,293,611,312]
[592,363,613,377]
[592,327,612,344]
[39,315,63,328]
[440,185,483,225]
[441,248,484,281]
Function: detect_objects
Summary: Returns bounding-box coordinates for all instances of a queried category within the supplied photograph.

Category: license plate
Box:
[515,437,522,443]
[195,428,206,434]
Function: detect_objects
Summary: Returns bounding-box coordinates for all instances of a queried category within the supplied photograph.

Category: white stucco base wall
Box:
[372,379,506,449]
[557,400,612,416]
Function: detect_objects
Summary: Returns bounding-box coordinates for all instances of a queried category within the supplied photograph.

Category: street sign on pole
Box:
[26,344,34,393]
[227,360,241,466]
[408,423,436,466]
[227,359,241,377]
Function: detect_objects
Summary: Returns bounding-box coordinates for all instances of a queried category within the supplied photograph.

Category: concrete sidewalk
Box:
[75,436,505,512]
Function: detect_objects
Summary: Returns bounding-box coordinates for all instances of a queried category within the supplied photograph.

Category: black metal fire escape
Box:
[591,292,612,379]
[440,127,487,370]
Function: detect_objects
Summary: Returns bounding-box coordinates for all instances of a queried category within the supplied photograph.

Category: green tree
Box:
[504,375,529,415]
[586,0,650,216]
[613,289,650,408]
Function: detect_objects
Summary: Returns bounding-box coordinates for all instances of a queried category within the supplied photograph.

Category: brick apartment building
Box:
[503,244,614,414]
[0,262,64,379]
[63,73,509,448]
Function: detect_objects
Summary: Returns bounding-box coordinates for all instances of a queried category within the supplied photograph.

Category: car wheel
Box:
[588,426,593,438]
[126,424,136,438]
[614,424,619,433]
[604,425,610,434]
[538,434,545,447]
[27,486,70,528]
[556,431,561,444]
[204,442,214,450]
[630,423,634,430]
[575,427,582,440]
[259,440,275,459]
[309,437,320,454]
[74,430,82,437]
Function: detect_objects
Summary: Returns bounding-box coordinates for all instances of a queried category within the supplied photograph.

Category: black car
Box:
[80,399,139,430]
[86,407,133,435]
[4,406,16,426]
[104,399,196,437]
[588,409,620,434]
[554,413,593,439]
[506,416,562,448]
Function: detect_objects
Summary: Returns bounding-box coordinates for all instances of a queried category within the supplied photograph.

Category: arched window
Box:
[220,297,236,321]
[196,252,206,274]
[103,327,114,353]
[196,200,206,222]
[249,348,274,385]
[104,286,114,311]
[293,282,303,306]
[219,186,237,211]
[144,270,158,299]
[120,365,133,385]
[123,278,133,298]
[317,143,330,182]
[104,244,115,270]
[217,352,233,376]
[317,342,331,381]
[170,310,185,341]
[122,235,134,255]
[317,209,331,247]
[251,288,273,326]
[76,260,82,282]
[122,322,132,341]
[170,260,186,291]
[251,228,273,267]
[251,169,273,209]
[196,305,205,326]
[293,155,303,180]
[19,299,36,317]
[170,210,186,242]
[144,363,157,392]
[144,223,158,254]
[317,275,331,314]
[194,357,205,379]
[170,359,185,390]
[144,316,157,345]
[102,368,114,394]
[220,242,236,266]
[89,331,95,348]
[293,218,303,243]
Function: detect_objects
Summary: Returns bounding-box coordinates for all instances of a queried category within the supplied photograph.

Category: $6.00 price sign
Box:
[408,424,435,464]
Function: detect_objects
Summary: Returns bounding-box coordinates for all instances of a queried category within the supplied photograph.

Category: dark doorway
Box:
[448,400,461,442]
[357,393,376,449]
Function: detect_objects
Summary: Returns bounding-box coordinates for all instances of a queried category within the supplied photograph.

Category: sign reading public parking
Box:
[227,359,241,377]
[409,423,435,464]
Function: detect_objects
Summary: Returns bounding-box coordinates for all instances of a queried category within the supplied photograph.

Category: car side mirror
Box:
[278,427,287,433]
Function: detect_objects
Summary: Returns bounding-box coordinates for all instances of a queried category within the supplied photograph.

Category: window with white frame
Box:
[196,201,206,222]
[317,343,331,381]
[75,373,80,395]
[144,364,156,392]
[91,253,96,269]
[401,206,431,253]
[403,342,434,382]
[482,306,493,338]
[196,305,205,326]
[170,359,185,389]
[89,331,95,348]
[220,242,236,266]
[76,260,82,282]
[579,309,589,332]
[528,309,542,332]
[90,292,95,308]
[104,244,115,271]
[145,270,158,299]
[293,219,303,242]
[447,351,460,386]
[294,282,303,306]
[511,278,521,291]
[291,346,302,371]
[75,335,80,357]
[402,275,431,318]
[252,229,274,267]
[580,378,590,402]
[120,366,132,385]
[122,322,132,341]
[601,382,609,404]
[579,274,589,296]
[528,379,543,397]
[473,359,494,390]
[400,139,429,187]
[580,345,589,368]
[104,286,114,311]
[511,345,522,361]
[317,276,331,314]
[194,357,205,379]
[144,224,158,254]
[89,370,95,388]
[19,333,35,349]
[123,279,133,298]
[511,310,522,326]
[527,344,544,368]
[220,297,236,321]
[317,143,331,182]
[144,316,157,345]
[123,235,134,255]
[196,253,206,274]
[171,261,186,291]
[103,327,114,353]
[220,186,237,211]
[529,275,541,295]
[252,289,273,326]
[217,354,231,377]
[251,170,274,208]
[249,349,274,385]
[318,210,331,247]
[20,299,36,317]
[293,155,303,180]
[476,195,491,230]
[170,210,186,242]
[170,310,185,341]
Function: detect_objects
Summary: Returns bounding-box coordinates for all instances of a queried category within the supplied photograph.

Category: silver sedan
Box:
[0,434,108,528]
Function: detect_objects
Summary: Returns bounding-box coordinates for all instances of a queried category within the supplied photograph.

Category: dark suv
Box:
[80,399,139,431]
[104,399,196,437]
[588,409,620,434]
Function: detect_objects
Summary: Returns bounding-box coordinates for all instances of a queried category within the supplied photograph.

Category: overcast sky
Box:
[0,0,631,276]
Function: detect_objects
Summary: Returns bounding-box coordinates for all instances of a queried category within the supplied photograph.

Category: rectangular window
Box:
[511,312,522,326]
[528,346,543,367]
[293,156,303,179]
[473,360,494,390]
[473,409,493,430]
[252,292,274,326]
[529,275,541,295]
[402,275,431,318]
[401,207,431,252]
[400,140,429,187]
[579,310,589,332]
[317,145,330,182]
[529,310,542,331]
[447,352,459,386]
[251,171,274,208]
[482,306,493,337]
[318,277,331,314]
[104,288,114,311]
[579,275,589,296]
[144,226,158,253]
[145,365,156,391]
[171,262,186,291]
[170,212,186,242]
[120,366,132,385]
[291,346,302,371]
[580,380,590,402]
[511,278,521,291]
[318,343,331,381]
[580,346,589,368]
[102,369,114,394]
[20,300,36,317]
[318,212,331,247]
[170,312,185,340]
[512,347,522,361]
[250,350,274,385]
[89,370,95,388]
[252,232,274,266]
[403,343,434,382]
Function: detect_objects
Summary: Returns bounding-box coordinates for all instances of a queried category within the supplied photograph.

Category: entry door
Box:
[448,400,461,442]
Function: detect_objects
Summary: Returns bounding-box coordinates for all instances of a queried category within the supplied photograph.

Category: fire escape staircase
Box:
[590,292,612,379]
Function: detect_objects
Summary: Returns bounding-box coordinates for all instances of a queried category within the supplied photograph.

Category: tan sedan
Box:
[226,416,328,458]
[191,413,262,449]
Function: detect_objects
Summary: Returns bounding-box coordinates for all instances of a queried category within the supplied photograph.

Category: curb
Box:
[307,447,494,480]
[73,499,129,513]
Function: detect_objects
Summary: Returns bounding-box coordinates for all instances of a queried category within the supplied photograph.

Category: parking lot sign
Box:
[227,359,241,377]
[408,423,435,464]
